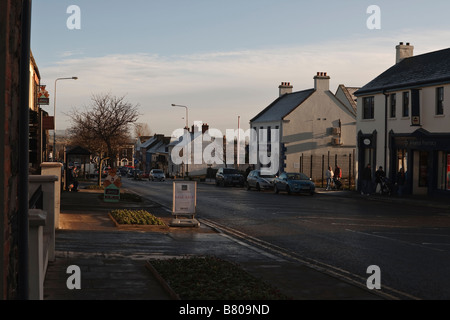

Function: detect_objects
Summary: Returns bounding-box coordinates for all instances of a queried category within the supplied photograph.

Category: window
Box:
[436,87,444,115]
[390,94,396,118]
[402,92,409,117]
[363,96,374,119]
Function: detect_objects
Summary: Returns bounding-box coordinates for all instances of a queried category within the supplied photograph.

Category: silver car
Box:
[149,169,165,181]
[246,170,276,191]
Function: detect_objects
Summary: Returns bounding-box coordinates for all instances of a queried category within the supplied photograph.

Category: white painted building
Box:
[250,73,357,180]
[355,43,450,196]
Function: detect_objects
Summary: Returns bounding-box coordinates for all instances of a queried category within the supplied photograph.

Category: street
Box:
[122,177,450,300]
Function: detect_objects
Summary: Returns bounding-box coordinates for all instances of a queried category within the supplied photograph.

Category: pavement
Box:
[43,181,450,301]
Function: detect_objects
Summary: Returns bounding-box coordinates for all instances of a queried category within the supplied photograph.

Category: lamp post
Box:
[53,77,77,161]
[171,104,189,177]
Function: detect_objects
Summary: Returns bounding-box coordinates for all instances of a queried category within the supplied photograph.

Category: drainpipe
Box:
[18,0,32,300]
[383,91,389,173]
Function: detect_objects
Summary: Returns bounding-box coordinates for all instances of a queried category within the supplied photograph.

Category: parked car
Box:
[149,169,165,181]
[215,168,244,187]
[273,172,315,195]
[246,170,276,191]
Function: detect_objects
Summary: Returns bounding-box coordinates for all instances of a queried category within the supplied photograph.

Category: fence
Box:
[299,151,356,189]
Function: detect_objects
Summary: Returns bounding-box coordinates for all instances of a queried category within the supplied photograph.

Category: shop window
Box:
[437,152,450,191]
[418,152,428,187]
[397,149,408,173]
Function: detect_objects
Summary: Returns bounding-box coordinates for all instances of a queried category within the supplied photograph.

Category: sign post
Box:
[104,184,120,203]
[171,181,199,227]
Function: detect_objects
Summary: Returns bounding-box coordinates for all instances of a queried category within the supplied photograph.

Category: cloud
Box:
[38,28,450,135]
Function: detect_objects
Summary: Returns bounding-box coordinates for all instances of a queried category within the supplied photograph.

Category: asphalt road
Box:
[122,177,450,300]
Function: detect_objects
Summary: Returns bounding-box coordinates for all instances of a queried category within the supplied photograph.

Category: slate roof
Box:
[250,89,315,123]
[355,48,450,96]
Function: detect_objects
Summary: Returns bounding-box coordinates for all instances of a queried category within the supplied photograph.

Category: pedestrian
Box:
[335,165,342,180]
[361,163,372,195]
[375,166,386,194]
[67,166,79,192]
[325,166,334,190]
[396,167,406,196]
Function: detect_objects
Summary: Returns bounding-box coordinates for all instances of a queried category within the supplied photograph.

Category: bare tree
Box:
[67,93,140,167]
[133,122,152,139]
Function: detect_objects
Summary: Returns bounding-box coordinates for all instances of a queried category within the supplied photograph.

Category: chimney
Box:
[314,72,330,91]
[202,123,209,134]
[396,42,414,64]
[279,82,293,97]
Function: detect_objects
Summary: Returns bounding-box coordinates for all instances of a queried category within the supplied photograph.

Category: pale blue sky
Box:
[31,0,450,136]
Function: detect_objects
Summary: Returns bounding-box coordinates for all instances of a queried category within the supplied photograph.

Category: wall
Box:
[283,90,357,176]
[0,0,23,299]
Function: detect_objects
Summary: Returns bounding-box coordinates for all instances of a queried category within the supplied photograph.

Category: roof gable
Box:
[251,89,315,123]
[356,48,450,96]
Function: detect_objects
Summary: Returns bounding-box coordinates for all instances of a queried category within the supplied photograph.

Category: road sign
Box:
[38,85,50,105]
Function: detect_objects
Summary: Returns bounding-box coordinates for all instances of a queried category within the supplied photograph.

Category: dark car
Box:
[215,168,245,187]
[273,172,315,195]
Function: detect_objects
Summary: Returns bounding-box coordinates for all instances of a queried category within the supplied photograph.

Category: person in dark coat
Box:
[396,167,406,196]
[361,164,372,195]
[375,166,386,193]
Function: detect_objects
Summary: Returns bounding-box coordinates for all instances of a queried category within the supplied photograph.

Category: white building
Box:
[250,73,357,181]
[355,43,450,196]
[168,122,225,178]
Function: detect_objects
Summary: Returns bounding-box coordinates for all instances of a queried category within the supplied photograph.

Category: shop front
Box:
[390,129,450,196]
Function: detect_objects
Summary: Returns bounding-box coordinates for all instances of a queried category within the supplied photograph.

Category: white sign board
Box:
[172,181,197,215]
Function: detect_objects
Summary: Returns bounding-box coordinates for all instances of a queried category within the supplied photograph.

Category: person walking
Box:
[375,166,386,194]
[333,165,343,190]
[396,167,406,196]
[325,166,334,191]
[361,164,372,195]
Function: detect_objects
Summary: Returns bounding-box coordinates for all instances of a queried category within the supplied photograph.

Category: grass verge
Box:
[148,256,290,300]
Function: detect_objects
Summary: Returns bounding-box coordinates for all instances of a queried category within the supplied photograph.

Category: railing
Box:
[28,175,58,300]
[28,163,62,300]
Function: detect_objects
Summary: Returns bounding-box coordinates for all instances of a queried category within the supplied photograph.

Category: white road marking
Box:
[346,229,445,252]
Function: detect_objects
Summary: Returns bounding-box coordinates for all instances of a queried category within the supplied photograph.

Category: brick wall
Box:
[0,0,23,300]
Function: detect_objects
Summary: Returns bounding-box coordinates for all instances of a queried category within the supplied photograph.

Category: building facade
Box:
[250,74,357,181]
[355,43,450,196]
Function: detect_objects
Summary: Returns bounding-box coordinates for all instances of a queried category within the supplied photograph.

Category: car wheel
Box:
[256,183,261,191]
[246,182,251,190]
[310,191,315,196]
[274,185,279,194]
[286,186,291,195]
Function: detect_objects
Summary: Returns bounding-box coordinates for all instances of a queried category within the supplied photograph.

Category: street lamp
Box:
[171,104,188,130]
[53,77,78,161]
[171,104,189,177]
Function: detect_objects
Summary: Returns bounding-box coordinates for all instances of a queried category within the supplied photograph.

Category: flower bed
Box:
[147,256,290,300]
[109,209,165,225]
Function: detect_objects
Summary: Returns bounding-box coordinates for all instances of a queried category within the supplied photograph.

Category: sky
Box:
[31,0,450,138]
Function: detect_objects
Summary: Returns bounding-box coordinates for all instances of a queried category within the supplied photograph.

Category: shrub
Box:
[110,209,165,226]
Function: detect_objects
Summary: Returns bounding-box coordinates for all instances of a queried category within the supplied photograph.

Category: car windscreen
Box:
[153,170,163,173]
[223,169,238,174]
[287,173,309,180]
